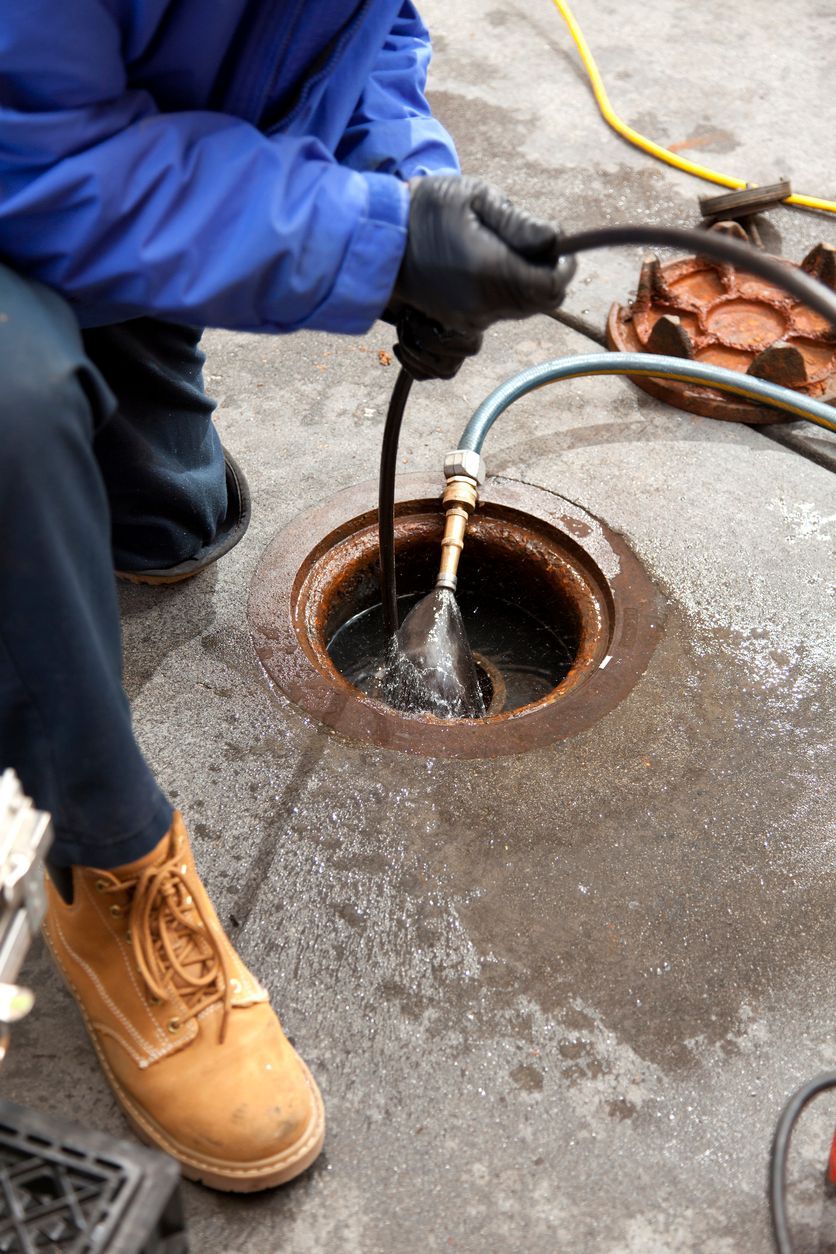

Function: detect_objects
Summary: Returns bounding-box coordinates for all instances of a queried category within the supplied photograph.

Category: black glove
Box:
[391,304,482,381]
[393,174,575,335]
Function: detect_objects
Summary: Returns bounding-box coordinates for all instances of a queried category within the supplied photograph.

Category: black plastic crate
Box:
[0,1098,187,1253]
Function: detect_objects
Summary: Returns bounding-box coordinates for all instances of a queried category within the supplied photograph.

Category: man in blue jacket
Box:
[0,1,572,1190]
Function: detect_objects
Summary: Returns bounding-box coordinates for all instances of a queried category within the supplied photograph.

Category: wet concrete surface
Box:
[2,1,835,1250]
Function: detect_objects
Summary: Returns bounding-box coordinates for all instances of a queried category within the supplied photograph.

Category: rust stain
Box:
[248,476,665,759]
[668,130,734,154]
[608,235,836,424]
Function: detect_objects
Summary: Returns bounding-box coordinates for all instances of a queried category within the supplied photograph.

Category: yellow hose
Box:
[550,0,836,216]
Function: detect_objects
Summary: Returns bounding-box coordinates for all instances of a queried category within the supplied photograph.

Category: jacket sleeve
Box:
[335,2,460,181]
[0,5,408,331]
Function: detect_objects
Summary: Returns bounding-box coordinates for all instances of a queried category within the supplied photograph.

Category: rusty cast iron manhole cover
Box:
[607,232,836,423]
[248,476,664,758]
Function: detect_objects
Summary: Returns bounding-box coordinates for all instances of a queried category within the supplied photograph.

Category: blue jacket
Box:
[0,1,458,332]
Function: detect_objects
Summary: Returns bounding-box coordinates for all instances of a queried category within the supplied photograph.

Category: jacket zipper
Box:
[240,0,306,124]
[264,0,374,135]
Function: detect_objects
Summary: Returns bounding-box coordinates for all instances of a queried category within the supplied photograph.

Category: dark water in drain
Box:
[328,592,576,714]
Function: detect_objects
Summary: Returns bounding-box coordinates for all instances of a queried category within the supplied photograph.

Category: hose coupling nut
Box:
[442,474,479,515]
[444,449,486,485]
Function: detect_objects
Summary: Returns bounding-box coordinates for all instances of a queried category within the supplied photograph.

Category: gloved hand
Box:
[393,174,575,335]
[391,304,482,381]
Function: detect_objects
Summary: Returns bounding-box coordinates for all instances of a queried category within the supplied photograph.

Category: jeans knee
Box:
[0,266,113,464]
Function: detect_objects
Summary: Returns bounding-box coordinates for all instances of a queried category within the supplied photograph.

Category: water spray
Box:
[379,449,486,719]
[375,430,486,719]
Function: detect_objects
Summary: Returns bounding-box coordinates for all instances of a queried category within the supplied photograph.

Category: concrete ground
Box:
[3,1,835,1251]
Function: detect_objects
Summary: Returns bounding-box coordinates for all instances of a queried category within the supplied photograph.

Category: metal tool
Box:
[0,770,52,1064]
[698,181,793,249]
[699,180,792,221]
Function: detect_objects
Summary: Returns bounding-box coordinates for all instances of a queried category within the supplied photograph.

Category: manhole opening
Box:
[323,524,595,717]
[249,476,663,758]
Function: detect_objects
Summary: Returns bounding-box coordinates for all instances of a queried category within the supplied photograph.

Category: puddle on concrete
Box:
[241,603,833,1082]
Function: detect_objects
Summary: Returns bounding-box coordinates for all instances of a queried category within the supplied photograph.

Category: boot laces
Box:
[100,851,234,1042]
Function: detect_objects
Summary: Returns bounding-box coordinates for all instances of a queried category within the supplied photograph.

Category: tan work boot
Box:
[42,813,324,1191]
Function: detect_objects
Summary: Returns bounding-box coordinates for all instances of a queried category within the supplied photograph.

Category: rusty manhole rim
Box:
[299,504,610,713]
[248,475,665,759]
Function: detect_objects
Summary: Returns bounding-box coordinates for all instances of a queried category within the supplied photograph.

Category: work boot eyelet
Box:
[149,994,162,1006]
[125,928,132,944]
[109,904,122,918]
[95,879,108,892]
[167,1018,181,1034]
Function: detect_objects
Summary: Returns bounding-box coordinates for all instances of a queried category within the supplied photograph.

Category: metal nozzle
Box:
[435,473,479,591]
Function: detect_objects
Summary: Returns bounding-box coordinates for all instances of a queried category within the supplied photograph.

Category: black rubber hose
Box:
[378,367,414,638]
[557,225,836,328]
[769,1071,836,1254]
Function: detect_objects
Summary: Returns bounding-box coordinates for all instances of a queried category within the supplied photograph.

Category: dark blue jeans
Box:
[0,265,227,867]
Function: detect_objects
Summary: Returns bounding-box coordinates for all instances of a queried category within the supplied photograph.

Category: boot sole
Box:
[117,1055,325,1193]
[43,927,326,1192]
[116,568,207,586]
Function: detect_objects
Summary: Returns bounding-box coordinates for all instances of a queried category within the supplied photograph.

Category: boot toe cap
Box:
[109,1003,324,1180]
[188,1029,321,1165]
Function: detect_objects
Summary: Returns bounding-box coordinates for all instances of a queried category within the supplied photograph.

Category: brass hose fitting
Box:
[435,450,486,592]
